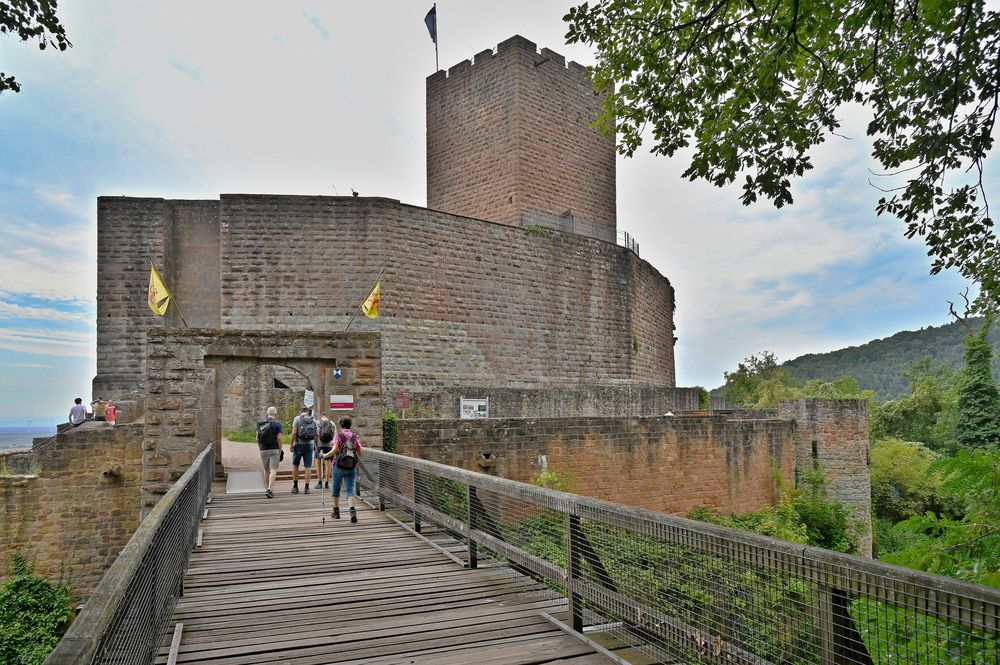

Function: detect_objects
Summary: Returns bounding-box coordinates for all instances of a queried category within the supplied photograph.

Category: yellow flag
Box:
[361,280,380,318]
[147,262,172,316]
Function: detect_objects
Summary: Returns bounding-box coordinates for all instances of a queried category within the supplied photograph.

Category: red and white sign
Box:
[329,394,354,411]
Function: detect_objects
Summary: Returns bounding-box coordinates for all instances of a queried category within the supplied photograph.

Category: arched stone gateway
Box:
[142,328,381,510]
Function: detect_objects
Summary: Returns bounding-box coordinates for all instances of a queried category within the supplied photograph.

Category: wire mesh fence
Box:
[357,449,1000,665]
[45,444,214,665]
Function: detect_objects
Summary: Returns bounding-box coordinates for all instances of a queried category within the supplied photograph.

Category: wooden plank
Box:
[165,623,183,665]
[155,478,616,665]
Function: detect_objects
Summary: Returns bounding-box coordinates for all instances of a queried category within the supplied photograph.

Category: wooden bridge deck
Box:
[155,480,641,665]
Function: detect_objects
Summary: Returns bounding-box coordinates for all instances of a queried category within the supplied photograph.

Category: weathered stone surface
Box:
[142,329,382,509]
[779,399,873,556]
[397,415,795,517]
[0,424,143,606]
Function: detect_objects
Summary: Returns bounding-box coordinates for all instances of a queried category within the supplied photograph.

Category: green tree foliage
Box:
[782,317,1000,400]
[882,446,1000,586]
[720,351,873,407]
[0,1,70,95]
[956,315,1000,448]
[870,438,941,523]
[0,552,71,665]
[720,351,794,407]
[869,358,959,450]
[565,0,1000,311]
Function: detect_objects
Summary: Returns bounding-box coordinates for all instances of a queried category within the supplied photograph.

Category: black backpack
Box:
[319,419,335,443]
[298,415,317,441]
[256,420,278,449]
[336,433,358,470]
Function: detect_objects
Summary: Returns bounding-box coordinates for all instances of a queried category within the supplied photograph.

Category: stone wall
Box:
[95,195,677,411]
[389,385,701,419]
[143,328,381,509]
[396,415,794,516]
[94,198,221,414]
[426,36,615,243]
[0,424,143,605]
[779,399,873,556]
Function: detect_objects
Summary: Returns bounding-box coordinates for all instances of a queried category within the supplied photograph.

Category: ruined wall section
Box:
[0,424,143,606]
[397,415,794,516]
[427,36,615,242]
[779,399,873,556]
[391,386,701,418]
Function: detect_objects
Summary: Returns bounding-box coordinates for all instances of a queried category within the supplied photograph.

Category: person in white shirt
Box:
[68,398,87,427]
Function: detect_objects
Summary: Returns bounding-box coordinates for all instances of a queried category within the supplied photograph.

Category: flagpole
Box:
[434,3,439,71]
[147,255,189,328]
[344,264,385,332]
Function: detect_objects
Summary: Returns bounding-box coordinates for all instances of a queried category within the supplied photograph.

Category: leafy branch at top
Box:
[565,0,1000,312]
[0,1,71,95]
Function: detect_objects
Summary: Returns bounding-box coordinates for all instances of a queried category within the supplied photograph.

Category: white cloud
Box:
[0,301,90,323]
[0,328,94,357]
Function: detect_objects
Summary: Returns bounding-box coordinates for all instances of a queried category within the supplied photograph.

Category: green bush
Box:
[0,553,71,665]
[793,470,856,553]
[690,470,856,554]
[870,438,941,523]
[224,430,257,443]
[382,411,399,453]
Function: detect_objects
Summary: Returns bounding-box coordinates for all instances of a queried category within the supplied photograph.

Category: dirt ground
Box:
[220,438,330,476]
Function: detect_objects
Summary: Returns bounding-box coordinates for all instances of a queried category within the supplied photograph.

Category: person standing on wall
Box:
[290,407,316,494]
[256,406,283,499]
[315,415,335,490]
[323,416,362,523]
[105,401,119,427]
[68,398,87,427]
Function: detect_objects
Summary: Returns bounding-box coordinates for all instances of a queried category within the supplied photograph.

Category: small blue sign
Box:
[333,368,342,380]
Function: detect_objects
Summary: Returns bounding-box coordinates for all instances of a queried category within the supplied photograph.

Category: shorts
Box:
[292,442,313,467]
[317,446,333,459]
[332,467,357,498]
[260,449,280,471]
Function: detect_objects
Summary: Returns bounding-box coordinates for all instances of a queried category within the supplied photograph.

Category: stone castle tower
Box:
[427,36,616,243]
[92,36,684,420]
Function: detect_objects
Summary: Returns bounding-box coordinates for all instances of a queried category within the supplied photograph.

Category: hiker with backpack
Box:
[322,416,362,523]
[314,415,335,490]
[256,406,284,499]
[290,408,317,494]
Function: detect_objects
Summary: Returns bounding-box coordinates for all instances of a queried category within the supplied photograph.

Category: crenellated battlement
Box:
[427,35,593,88]
[426,35,616,243]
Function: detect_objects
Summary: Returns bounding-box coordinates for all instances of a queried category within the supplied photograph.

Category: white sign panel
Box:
[329,394,354,411]
[303,390,315,408]
[460,397,489,419]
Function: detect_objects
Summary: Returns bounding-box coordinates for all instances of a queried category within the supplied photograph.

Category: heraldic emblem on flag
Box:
[362,280,380,319]
[147,261,172,316]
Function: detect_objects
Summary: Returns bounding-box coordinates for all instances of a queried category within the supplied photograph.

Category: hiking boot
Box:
[304,485,310,494]
[265,488,274,499]
[291,485,299,494]
[325,481,330,489]
[350,507,358,523]
[332,506,340,519]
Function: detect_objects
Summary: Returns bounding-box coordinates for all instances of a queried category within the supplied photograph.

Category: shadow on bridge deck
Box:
[155,479,644,665]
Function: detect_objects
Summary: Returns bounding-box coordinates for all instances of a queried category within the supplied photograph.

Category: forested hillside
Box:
[782,318,1000,400]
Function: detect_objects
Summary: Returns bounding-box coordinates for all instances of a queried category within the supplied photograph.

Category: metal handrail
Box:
[358,449,1000,665]
[45,444,214,665]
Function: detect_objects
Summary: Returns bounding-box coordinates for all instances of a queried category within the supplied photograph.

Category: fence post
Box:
[566,513,583,633]
[413,469,422,534]
[467,485,478,569]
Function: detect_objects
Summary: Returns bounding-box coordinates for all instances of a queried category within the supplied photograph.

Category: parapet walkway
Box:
[155,479,639,665]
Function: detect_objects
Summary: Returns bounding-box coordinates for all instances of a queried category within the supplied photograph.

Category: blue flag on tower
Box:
[424,5,437,44]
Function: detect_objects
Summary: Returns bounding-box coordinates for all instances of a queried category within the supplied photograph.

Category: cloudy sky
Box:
[0,1,987,423]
